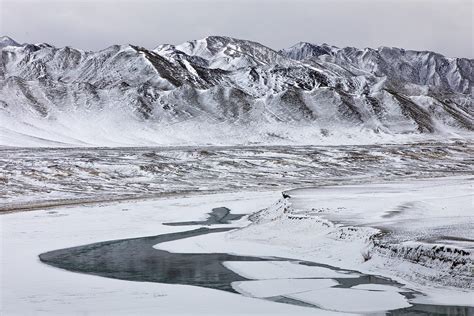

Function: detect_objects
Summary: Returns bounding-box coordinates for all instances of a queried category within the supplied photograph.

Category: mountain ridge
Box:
[0,35,472,147]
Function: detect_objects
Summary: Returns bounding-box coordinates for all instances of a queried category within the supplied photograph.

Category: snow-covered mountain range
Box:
[0,35,472,146]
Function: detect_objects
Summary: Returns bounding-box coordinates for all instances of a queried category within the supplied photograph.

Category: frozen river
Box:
[39,207,473,315]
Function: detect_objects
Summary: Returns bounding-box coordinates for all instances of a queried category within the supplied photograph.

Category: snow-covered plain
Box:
[2,141,472,211]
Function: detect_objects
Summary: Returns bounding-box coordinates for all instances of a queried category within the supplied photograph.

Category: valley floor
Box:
[1,141,472,212]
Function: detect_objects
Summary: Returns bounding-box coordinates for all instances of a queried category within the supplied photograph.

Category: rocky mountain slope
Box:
[0,35,472,146]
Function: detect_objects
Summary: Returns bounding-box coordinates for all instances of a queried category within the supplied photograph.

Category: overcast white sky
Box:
[0,0,472,58]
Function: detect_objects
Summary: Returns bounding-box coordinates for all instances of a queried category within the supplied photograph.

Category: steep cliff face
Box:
[0,36,472,146]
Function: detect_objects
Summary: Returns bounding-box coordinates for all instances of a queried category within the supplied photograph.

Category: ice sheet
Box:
[287,287,411,313]
[223,261,358,280]
[232,278,339,298]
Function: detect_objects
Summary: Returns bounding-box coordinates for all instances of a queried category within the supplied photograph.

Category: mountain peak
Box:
[0,36,21,48]
[280,42,337,60]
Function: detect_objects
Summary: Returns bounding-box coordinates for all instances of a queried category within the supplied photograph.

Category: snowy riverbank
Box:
[156,177,474,308]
